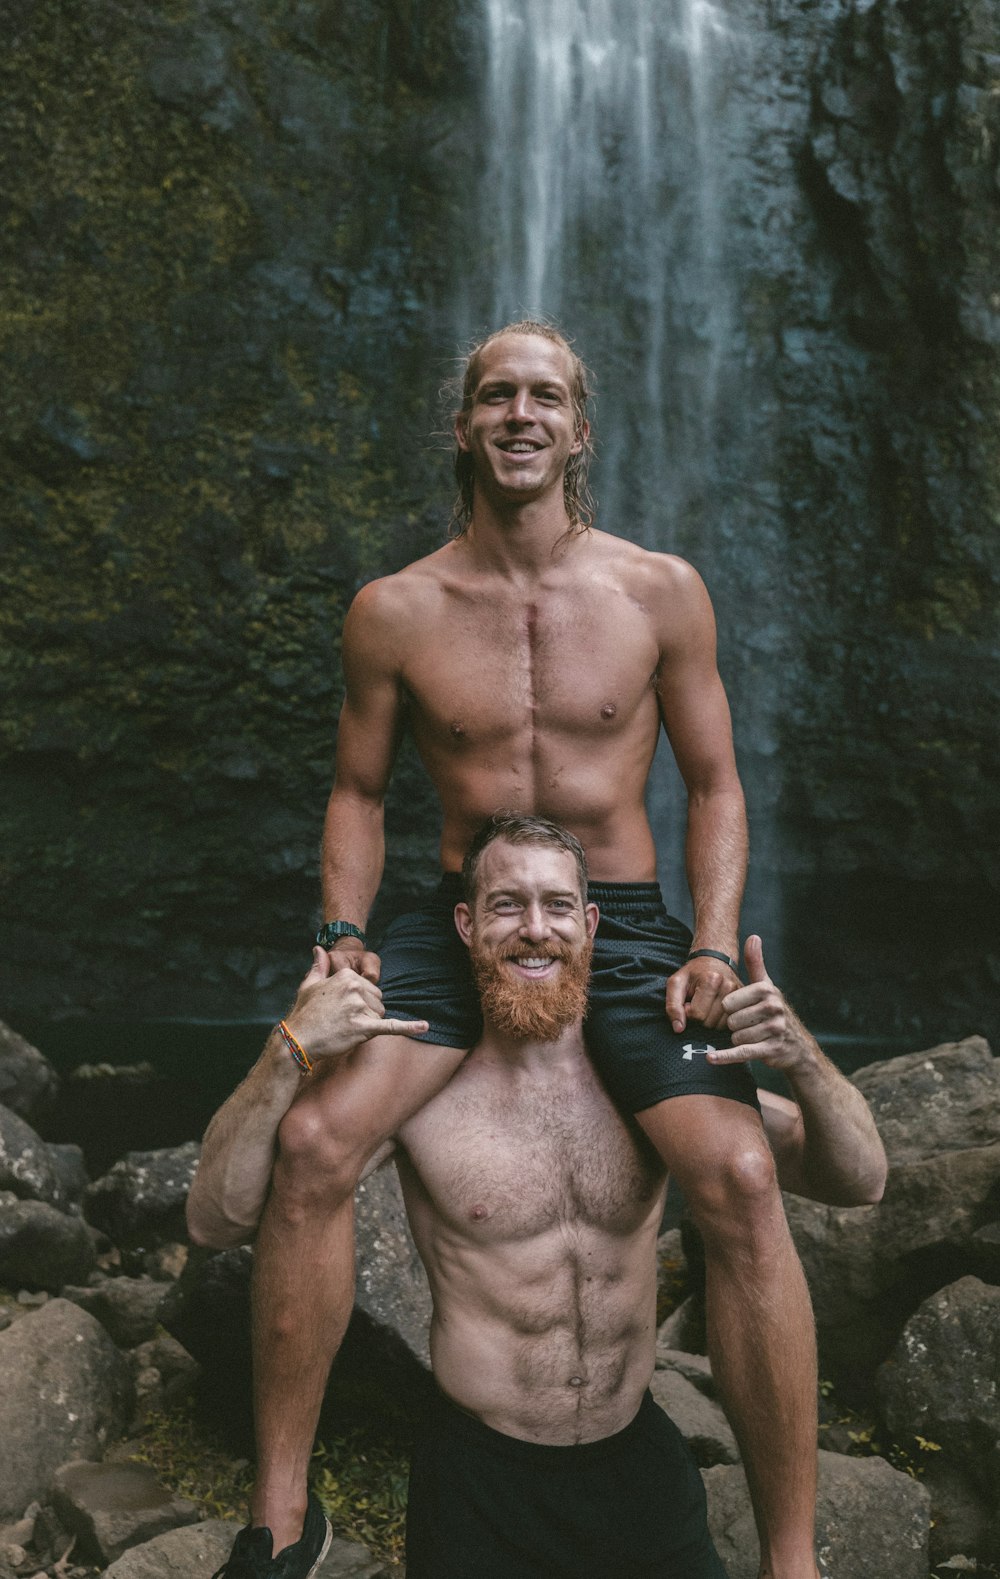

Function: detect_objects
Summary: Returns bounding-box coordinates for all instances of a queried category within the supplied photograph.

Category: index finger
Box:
[375,1017,429,1039]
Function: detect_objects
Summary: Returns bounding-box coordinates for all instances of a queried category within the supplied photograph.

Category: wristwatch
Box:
[315,921,367,949]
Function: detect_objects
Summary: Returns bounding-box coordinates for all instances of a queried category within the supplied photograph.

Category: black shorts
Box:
[405,1387,729,1579]
[377,877,758,1115]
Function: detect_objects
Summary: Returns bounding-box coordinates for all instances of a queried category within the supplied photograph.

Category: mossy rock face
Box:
[1,0,469,1018]
[3,0,999,1047]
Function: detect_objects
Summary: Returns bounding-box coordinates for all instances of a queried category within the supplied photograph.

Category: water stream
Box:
[459,0,784,968]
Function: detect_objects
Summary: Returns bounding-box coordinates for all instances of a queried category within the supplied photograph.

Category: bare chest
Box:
[398,1070,665,1245]
[402,585,660,750]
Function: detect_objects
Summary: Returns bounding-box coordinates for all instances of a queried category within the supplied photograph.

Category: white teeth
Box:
[516,956,551,969]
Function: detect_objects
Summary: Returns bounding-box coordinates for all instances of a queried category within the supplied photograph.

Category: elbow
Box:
[185,1190,255,1251]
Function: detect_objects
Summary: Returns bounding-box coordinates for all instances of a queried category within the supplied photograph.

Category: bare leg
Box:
[639,1095,819,1579]
[249,1035,466,1553]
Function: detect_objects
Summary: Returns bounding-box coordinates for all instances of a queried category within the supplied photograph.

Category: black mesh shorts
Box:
[405,1386,729,1578]
[377,876,758,1116]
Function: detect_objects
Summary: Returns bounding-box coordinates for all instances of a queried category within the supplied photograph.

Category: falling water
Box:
[458,0,786,970]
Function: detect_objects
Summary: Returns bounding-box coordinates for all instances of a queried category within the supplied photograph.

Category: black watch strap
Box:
[686,947,739,972]
[316,920,367,949]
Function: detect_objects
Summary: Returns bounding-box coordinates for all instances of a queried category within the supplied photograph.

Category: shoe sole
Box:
[305,1517,333,1579]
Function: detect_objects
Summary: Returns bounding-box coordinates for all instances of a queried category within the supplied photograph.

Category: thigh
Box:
[587,905,758,1116]
[376,894,482,1050]
[285,1031,468,1177]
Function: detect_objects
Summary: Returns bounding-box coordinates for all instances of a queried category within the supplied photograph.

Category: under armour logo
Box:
[682,1042,716,1060]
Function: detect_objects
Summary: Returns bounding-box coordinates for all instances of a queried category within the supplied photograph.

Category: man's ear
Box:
[570,418,590,457]
[454,412,470,453]
[454,901,474,947]
[584,902,599,940]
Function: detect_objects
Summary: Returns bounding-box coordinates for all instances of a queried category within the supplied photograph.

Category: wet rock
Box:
[0,1195,97,1291]
[0,1024,59,1126]
[51,1460,199,1565]
[354,1164,432,1367]
[852,1037,1000,1164]
[649,1369,738,1466]
[654,1346,716,1398]
[61,1277,171,1349]
[0,1299,134,1518]
[162,1167,433,1439]
[703,1448,930,1578]
[84,1143,201,1253]
[784,1141,1000,1393]
[877,1276,1000,1568]
[0,1104,67,1208]
[47,1143,89,1210]
[656,1293,706,1356]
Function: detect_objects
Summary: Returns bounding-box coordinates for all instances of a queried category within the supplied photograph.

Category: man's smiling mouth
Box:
[497,439,543,453]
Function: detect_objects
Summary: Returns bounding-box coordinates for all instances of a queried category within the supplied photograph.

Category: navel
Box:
[567,1375,585,1388]
[600,702,617,720]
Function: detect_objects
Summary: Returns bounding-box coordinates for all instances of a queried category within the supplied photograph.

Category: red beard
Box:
[469,933,592,1042]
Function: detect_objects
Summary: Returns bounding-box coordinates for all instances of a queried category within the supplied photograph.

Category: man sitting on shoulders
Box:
[189,813,886,1579]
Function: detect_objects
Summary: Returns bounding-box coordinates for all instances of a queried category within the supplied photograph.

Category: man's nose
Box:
[507,388,533,422]
[520,904,550,940]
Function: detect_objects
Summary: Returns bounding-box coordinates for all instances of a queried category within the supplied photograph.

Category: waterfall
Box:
[458,0,786,971]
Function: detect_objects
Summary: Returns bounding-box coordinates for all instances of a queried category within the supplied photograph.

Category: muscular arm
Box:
[653,558,748,1030]
[715,937,888,1207]
[185,954,425,1248]
[320,581,409,978]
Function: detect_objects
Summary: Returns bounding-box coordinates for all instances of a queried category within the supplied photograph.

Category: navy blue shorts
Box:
[405,1387,729,1578]
[377,876,757,1116]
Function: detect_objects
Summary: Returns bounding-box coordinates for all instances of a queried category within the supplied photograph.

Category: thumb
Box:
[743,934,770,985]
[302,946,332,985]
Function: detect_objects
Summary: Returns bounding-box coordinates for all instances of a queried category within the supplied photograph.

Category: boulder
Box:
[852,1037,999,1164]
[649,1369,738,1466]
[0,1103,67,1208]
[784,1141,1000,1393]
[354,1164,432,1367]
[47,1143,89,1210]
[0,1299,134,1517]
[703,1449,930,1579]
[0,1194,97,1291]
[84,1142,201,1252]
[877,1276,1000,1497]
[50,1460,199,1565]
[61,1277,172,1348]
[101,1519,388,1577]
[655,1294,706,1356]
[0,1023,59,1126]
[654,1346,716,1397]
[129,1332,201,1413]
[162,1166,433,1438]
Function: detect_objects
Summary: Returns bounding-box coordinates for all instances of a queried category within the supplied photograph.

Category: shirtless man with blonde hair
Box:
[191,815,886,1578]
[209,320,835,1578]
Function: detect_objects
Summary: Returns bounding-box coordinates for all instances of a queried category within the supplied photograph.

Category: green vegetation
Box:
[127,1399,411,1565]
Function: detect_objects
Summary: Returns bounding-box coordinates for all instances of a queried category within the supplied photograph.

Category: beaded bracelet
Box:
[276,1019,313,1075]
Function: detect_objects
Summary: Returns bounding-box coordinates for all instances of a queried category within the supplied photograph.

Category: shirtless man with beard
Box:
[189,815,887,1579]
[209,319,836,1579]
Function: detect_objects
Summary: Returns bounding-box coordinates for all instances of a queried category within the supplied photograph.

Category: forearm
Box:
[783,1035,888,1206]
[186,1034,302,1248]
[321,784,386,925]
[685,782,748,956]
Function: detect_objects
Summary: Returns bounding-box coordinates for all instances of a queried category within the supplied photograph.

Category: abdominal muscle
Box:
[416,1218,662,1446]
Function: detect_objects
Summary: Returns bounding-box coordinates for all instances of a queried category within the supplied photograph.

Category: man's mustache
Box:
[493,937,575,963]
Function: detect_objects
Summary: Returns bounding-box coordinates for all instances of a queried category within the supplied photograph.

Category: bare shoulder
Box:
[344,545,456,648]
[590,533,711,629]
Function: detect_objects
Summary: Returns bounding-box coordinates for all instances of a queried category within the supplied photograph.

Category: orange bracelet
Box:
[276,1019,312,1074]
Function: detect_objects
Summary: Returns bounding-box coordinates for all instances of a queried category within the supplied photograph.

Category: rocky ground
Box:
[1,1018,999,1577]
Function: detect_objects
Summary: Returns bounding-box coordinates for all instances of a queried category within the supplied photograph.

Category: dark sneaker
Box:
[212,1493,332,1579]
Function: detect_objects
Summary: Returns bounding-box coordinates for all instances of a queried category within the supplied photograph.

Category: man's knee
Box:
[683,1132,782,1238]
[271,1099,366,1209]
